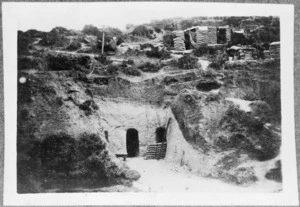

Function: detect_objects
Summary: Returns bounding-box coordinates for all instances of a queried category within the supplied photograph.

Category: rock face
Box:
[98,99,170,155]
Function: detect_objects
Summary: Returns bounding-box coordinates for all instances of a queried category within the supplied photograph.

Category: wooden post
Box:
[101,25,105,54]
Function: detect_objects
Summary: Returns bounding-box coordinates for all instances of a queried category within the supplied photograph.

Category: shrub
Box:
[27,132,135,191]
[193,44,209,57]
[79,100,99,115]
[145,47,171,60]
[208,61,222,70]
[131,25,152,38]
[124,48,144,57]
[95,54,112,65]
[243,93,259,101]
[39,133,77,174]
[65,40,81,51]
[205,93,221,102]
[265,160,282,182]
[218,105,281,161]
[177,55,198,69]
[127,59,134,65]
[138,62,162,73]
[122,67,141,76]
[77,133,106,159]
[153,26,162,33]
[82,25,101,37]
[105,64,119,76]
[46,54,91,71]
[140,43,154,50]
[39,31,69,47]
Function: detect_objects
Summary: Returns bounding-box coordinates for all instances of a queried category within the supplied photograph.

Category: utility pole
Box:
[101,25,105,54]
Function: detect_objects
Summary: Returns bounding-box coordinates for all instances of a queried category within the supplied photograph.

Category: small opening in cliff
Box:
[156,127,167,143]
[126,128,139,157]
[196,81,221,92]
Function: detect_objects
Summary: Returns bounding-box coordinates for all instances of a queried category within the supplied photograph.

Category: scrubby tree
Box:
[131,25,152,38]
[82,25,101,37]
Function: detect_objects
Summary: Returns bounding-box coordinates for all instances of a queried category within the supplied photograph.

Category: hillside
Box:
[17,16,282,193]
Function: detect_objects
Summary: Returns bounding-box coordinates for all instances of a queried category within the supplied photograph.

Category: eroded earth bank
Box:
[17,24,281,193]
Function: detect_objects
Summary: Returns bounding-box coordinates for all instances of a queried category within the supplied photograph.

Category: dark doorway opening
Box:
[104,131,108,142]
[184,31,192,50]
[126,128,139,157]
[156,127,167,143]
[217,28,227,44]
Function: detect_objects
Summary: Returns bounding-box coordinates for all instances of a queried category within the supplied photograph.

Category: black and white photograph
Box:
[2,2,298,206]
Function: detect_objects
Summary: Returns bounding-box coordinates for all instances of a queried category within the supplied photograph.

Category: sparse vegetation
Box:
[131,25,153,38]
[145,47,171,60]
[122,67,141,76]
[46,53,91,71]
[217,105,281,161]
[173,55,198,69]
[19,132,139,192]
[193,44,209,57]
[138,61,162,73]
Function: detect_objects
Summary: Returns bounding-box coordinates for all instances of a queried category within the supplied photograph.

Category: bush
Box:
[127,59,134,65]
[39,133,77,174]
[46,54,91,71]
[153,26,162,33]
[122,67,141,76]
[79,100,99,115]
[176,55,198,69]
[105,64,119,76]
[193,44,209,57]
[265,160,282,182]
[131,25,152,38]
[95,54,112,65]
[218,105,281,161]
[65,40,81,51]
[140,43,154,50]
[82,25,101,37]
[39,30,69,47]
[77,133,106,159]
[145,47,171,60]
[138,62,162,73]
[208,61,223,70]
[25,132,135,191]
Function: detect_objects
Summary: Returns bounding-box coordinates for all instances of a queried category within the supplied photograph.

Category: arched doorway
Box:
[156,127,167,143]
[126,128,139,157]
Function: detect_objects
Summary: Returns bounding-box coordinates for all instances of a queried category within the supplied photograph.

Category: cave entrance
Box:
[156,127,167,143]
[126,128,139,157]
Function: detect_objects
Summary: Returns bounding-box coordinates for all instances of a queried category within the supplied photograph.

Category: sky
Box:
[4,2,281,32]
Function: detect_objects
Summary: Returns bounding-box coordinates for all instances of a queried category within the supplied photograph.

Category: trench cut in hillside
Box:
[126,128,139,157]
[196,81,221,92]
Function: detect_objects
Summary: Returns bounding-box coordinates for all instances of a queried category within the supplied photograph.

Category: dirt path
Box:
[126,158,282,193]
